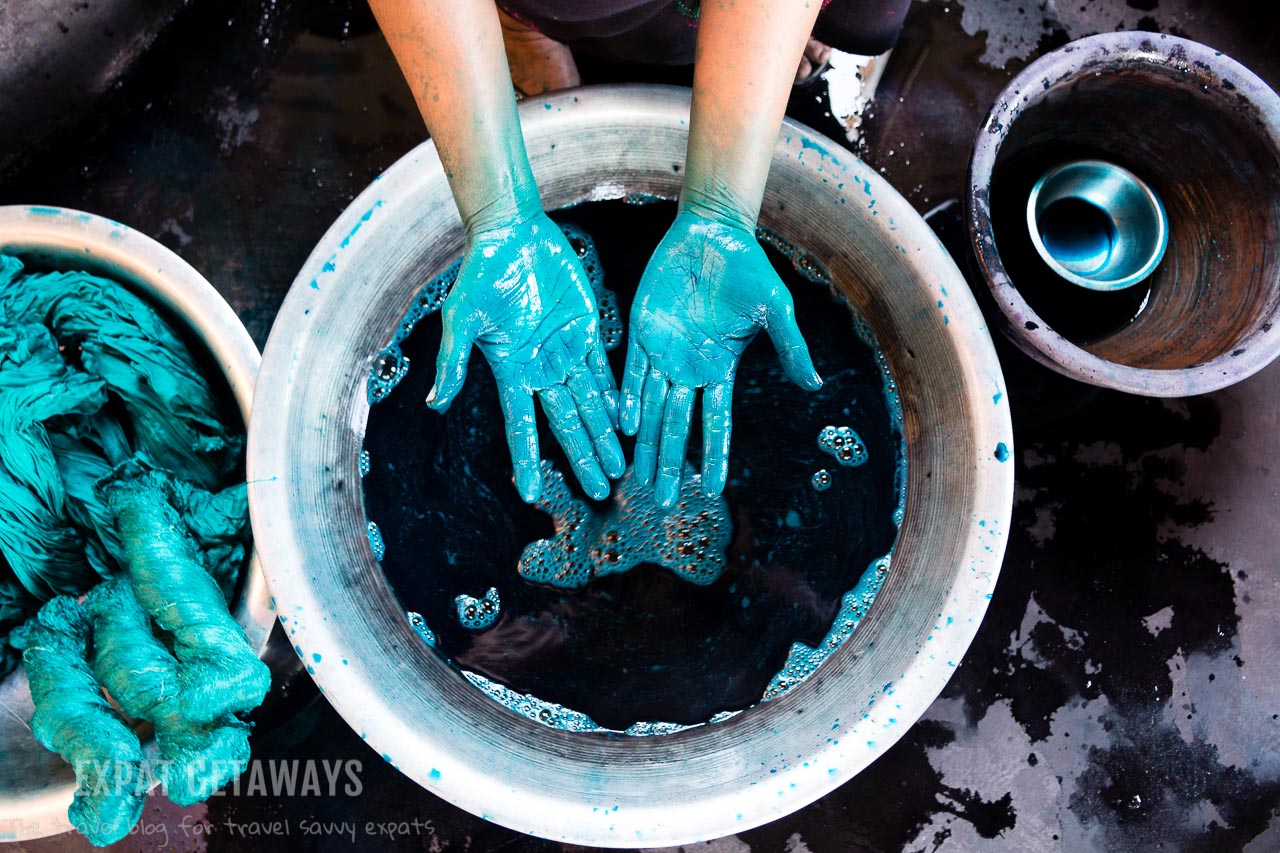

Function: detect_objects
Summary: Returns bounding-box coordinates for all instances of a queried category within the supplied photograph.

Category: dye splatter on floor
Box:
[2,0,1278,849]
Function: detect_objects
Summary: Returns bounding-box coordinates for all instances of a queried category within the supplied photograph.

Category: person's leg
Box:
[497,6,581,96]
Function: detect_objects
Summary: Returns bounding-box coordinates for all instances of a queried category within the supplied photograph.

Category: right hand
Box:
[428,211,624,503]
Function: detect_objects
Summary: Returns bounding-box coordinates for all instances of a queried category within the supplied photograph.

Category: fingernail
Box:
[619,403,639,435]
[518,476,541,504]
[603,447,626,479]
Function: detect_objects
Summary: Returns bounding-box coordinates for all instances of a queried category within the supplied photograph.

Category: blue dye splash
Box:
[818,425,869,467]
[454,587,501,631]
[994,442,1011,462]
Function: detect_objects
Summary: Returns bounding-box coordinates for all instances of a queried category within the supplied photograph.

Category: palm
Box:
[621,212,821,507]
[429,214,622,502]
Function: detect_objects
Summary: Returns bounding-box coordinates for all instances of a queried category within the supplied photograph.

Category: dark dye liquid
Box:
[990,147,1153,343]
[361,200,901,731]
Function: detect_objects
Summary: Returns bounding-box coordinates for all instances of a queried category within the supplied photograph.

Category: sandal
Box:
[795,37,833,88]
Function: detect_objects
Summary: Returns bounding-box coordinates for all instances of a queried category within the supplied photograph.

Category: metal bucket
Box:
[968,33,1280,397]
[248,85,1013,847]
[0,205,274,842]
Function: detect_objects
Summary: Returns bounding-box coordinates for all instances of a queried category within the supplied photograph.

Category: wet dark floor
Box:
[1,0,1278,850]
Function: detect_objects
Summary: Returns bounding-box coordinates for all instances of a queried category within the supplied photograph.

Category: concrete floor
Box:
[1,0,1278,849]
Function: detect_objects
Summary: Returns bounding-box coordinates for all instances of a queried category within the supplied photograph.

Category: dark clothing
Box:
[499,0,912,66]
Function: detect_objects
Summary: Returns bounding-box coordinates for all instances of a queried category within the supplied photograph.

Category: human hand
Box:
[620,210,822,508]
[427,212,623,503]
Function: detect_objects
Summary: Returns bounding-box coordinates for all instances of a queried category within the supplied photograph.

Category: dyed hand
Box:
[427,213,624,502]
[620,211,822,508]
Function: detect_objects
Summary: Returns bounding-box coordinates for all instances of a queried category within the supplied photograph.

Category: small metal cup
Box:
[1027,159,1168,291]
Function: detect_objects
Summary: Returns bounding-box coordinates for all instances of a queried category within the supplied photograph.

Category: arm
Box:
[681,0,823,229]
[368,0,536,233]
[621,1,823,508]
[369,1,624,503]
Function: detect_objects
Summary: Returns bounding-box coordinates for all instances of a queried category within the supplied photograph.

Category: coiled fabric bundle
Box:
[9,596,147,846]
[0,254,263,845]
[103,466,269,723]
[87,574,253,808]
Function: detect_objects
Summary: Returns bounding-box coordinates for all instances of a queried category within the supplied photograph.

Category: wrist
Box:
[677,188,758,234]
[462,173,544,240]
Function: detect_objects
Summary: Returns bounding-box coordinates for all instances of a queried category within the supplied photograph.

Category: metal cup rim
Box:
[1024,158,1169,292]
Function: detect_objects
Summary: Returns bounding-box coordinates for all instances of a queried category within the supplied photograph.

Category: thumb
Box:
[765,300,822,391]
[426,318,475,412]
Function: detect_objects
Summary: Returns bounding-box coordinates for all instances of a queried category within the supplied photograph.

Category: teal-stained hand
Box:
[620,211,822,508]
[427,212,624,503]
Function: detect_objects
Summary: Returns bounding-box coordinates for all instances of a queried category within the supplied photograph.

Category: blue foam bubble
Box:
[366,520,385,561]
[454,587,501,631]
[518,461,730,590]
[818,425,869,467]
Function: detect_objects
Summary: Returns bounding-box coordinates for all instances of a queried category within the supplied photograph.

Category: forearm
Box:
[681,0,821,229]
[369,0,540,235]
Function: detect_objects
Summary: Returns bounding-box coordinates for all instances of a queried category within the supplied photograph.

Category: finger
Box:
[426,307,477,411]
[499,390,542,503]
[765,300,823,391]
[619,335,649,436]
[588,342,620,431]
[567,364,625,480]
[633,367,668,488]
[539,384,610,500]
[701,377,734,497]
[655,384,696,509]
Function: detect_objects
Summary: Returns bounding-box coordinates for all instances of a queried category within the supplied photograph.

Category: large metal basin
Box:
[247,85,1014,846]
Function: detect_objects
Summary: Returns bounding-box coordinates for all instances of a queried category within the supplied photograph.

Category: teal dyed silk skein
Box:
[87,575,251,807]
[0,252,260,839]
[0,253,248,669]
[9,596,147,847]
[103,466,270,724]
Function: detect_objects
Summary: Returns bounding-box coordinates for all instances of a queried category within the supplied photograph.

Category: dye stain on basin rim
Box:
[359,199,906,734]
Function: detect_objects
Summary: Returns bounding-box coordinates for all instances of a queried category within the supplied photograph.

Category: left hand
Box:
[619,210,822,508]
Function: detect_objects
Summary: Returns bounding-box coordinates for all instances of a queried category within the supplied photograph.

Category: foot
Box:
[795,37,832,86]
[498,7,581,97]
